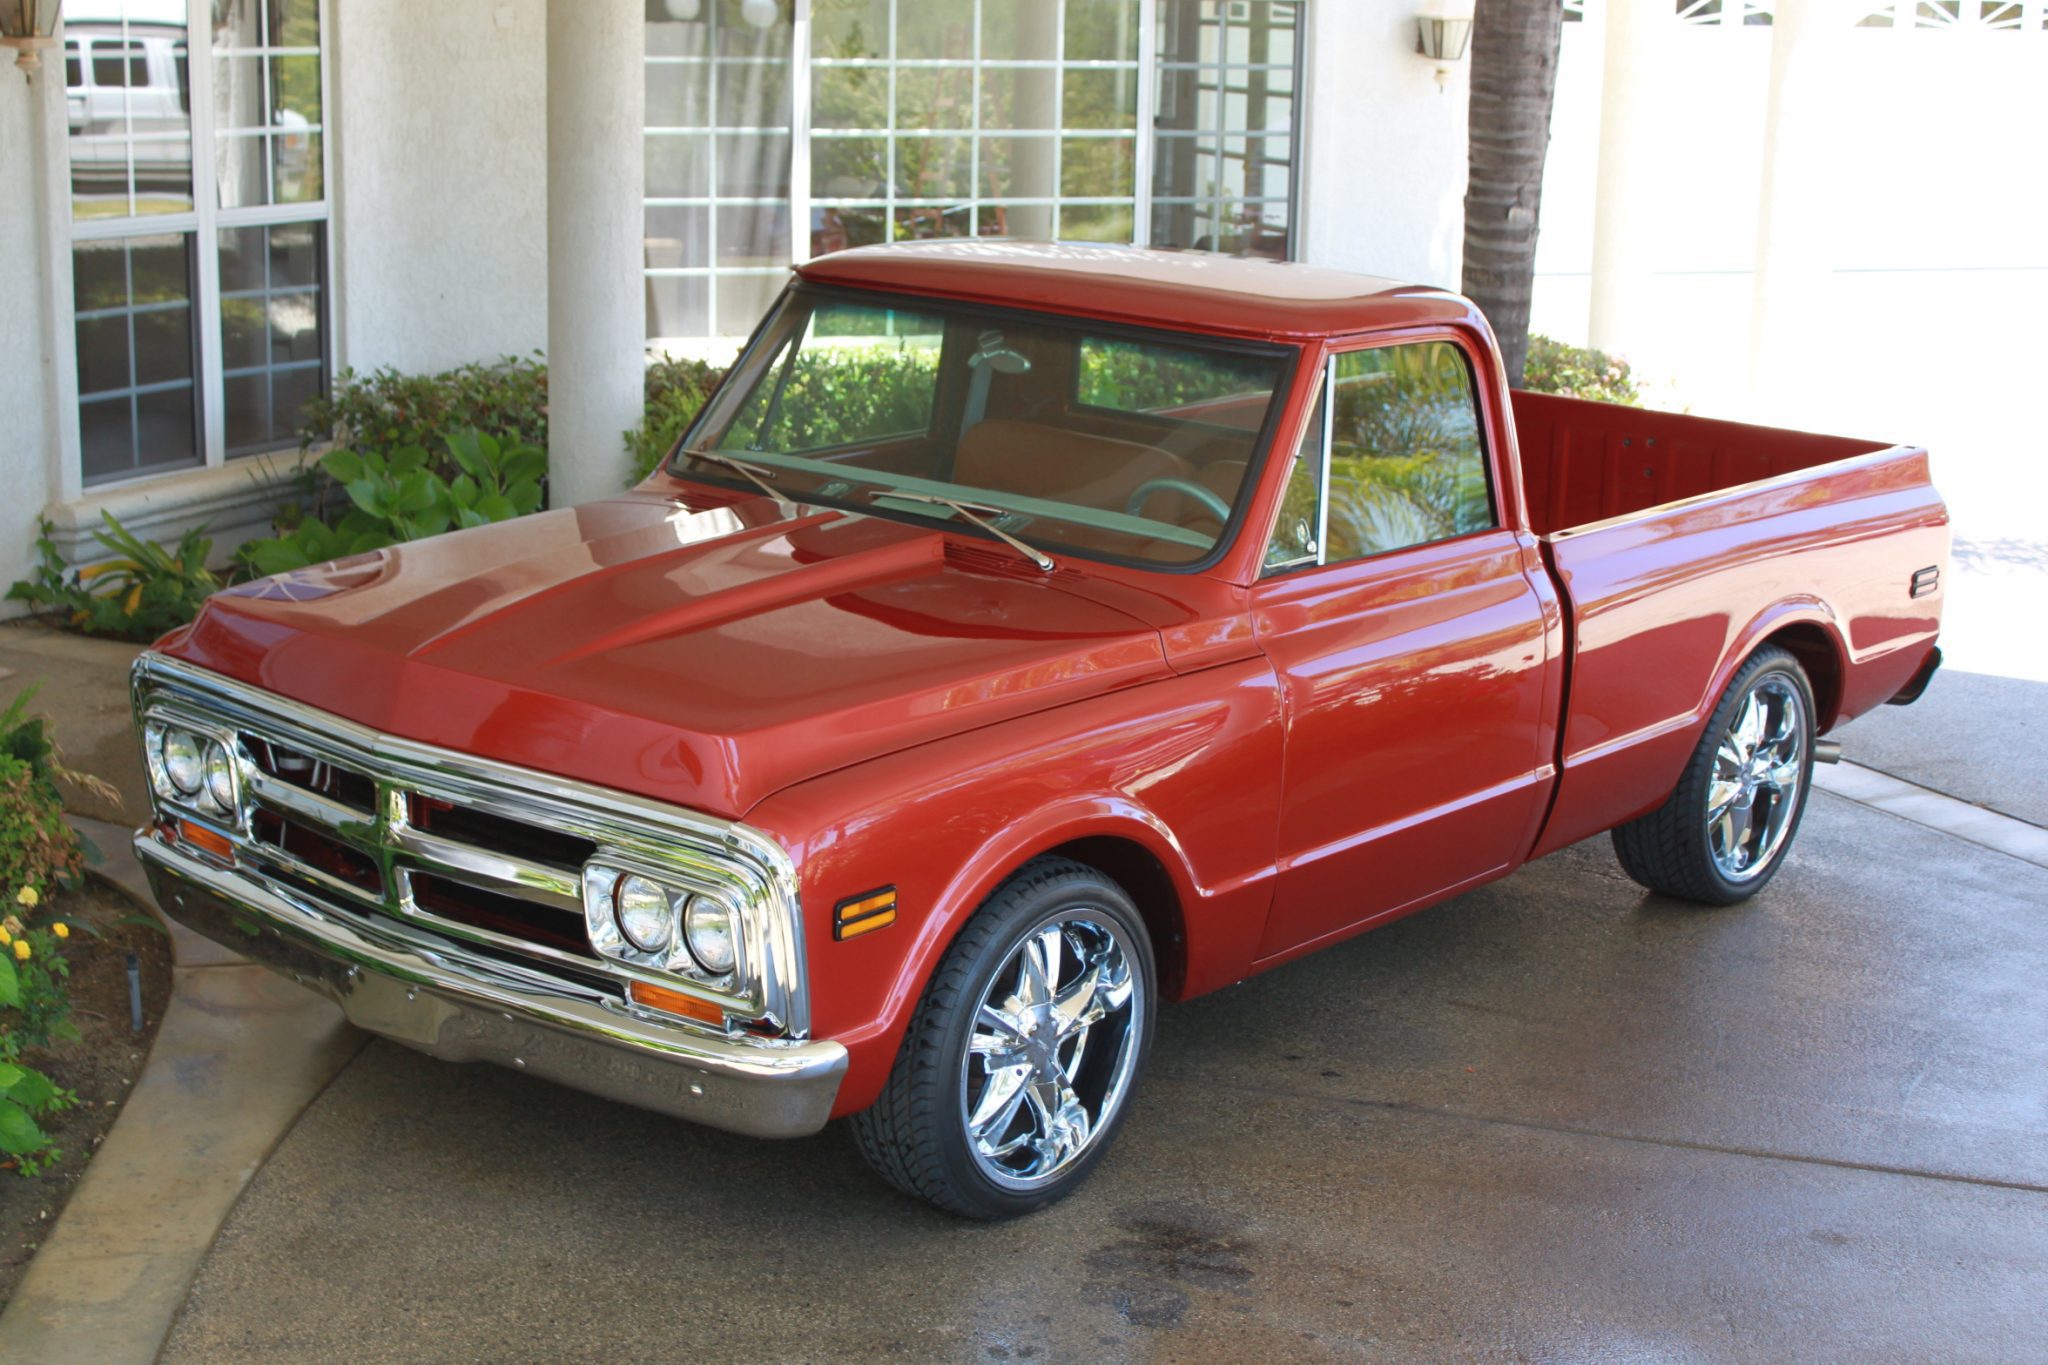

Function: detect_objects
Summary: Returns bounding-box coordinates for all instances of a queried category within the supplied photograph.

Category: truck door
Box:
[1250,337,1557,960]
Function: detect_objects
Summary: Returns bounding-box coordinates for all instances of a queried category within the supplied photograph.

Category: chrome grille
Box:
[235,737,598,965]
[132,654,814,1037]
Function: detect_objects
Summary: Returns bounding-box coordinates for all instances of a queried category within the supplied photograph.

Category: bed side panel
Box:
[1529,446,1946,859]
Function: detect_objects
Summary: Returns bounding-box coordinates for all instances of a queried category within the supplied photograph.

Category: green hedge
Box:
[1524,334,1641,406]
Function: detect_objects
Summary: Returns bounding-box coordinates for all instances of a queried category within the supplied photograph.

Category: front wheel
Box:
[850,858,1155,1219]
[1613,645,1817,905]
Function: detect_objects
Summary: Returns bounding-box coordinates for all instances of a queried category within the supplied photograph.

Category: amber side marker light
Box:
[177,819,235,863]
[627,980,725,1027]
[835,886,898,941]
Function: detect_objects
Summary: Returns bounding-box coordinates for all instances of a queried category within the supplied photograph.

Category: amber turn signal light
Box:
[834,886,897,941]
[176,819,235,863]
[627,979,725,1026]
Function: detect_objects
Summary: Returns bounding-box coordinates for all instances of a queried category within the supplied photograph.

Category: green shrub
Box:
[628,354,728,483]
[235,429,547,578]
[6,515,218,642]
[1,692,100,1176]
[0,690,86,904]
[0,1053,76,1178]
[302,354,549,464]
[1077,337,1279,413]
[727,346,939,455]
[1524,335,1642,406]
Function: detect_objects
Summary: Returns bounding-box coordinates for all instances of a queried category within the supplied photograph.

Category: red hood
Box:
[159,490,1172,819]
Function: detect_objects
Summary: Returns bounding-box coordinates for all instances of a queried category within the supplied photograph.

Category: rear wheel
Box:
[1612,646,1816,905]
[850,857,1154,1220]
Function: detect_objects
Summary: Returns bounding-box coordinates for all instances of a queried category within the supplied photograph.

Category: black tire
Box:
[1612,645,1817,906]
[850,856,1156,1220]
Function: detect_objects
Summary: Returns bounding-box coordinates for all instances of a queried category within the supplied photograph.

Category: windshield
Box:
[673,287,1295,569]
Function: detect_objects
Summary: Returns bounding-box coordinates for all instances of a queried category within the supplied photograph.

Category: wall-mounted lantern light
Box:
[1,0,62,76]
[1416,10,1475,93]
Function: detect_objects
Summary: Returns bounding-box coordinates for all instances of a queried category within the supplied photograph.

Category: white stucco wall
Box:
[331,0,548,374]
[1297,2,1470,289]
[0,74,59,609]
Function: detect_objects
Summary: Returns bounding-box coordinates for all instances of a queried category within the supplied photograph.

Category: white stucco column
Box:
[547,2,645,506]
[1586,0,1660,357]
[1747,0,1844,421]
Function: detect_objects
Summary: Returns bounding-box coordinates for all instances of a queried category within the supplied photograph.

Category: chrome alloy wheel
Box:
[958,915,1143,1190]
[1706,674,1809,882]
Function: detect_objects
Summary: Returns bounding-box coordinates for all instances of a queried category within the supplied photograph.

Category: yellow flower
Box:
[14,886,36,908]
[52,922,70,940]
[0,927,11,948]
[12,939,28,962]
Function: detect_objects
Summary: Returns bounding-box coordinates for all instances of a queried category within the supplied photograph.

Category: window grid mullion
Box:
[790,0,814,266]
[1134,0,1158,247]
[885,1,897,243]
[970,0,983,239]
[1052,0,1066,235]
[187,0,225,470]
[707,9,721,335]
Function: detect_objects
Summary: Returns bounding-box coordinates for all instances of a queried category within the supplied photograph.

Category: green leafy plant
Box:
[627,354,729,484]
[235,429,548,577]
[301,354,549,464]
[0,684,117,820]
[728,346,940,456]
[0,727,86,905]
[0,886,80,1178]
[1,691,86,1179]
[1524,334,1642,406]
[0,1056,75,1179]
[441,429,548,526]
[6,514,218,642]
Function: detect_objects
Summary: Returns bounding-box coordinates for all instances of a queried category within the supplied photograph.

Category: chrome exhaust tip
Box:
[1813,738,1843,765]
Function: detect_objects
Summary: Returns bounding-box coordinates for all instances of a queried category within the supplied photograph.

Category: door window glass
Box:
[1263,341,1494,572]
[1324,342,1492,561]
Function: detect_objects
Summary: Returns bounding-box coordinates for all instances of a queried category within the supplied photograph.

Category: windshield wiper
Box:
[879,490,1056,574]
[679,448,790,503]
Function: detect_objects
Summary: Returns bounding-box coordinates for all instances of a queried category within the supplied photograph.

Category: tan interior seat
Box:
[954,419,1195,514]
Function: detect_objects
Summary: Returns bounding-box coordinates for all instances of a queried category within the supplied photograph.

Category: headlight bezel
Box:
[142,711,247,828]
[583,854,749,1003]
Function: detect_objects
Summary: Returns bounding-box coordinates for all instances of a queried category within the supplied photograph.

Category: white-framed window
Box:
[643,0,1302,350]
[65,0,332,488]
[1152,0,1299,258]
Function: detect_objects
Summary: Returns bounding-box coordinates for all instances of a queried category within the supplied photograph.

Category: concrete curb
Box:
[1815,761,2048,870]
[0,817,363,1365]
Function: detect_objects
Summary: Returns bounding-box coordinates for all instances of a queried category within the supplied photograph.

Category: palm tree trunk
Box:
[1462,0,1566,388]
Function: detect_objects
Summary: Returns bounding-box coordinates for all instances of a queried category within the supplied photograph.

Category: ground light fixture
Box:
[1415,9,1475,92]
[1,0,61,76]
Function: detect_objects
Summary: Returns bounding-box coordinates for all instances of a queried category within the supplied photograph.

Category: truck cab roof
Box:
[794,239,1484,343]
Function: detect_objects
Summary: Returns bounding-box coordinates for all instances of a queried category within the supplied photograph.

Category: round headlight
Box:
[161,728,204,795]
[684,895,736,976]
[203,741,237,811]
[613,875,674,954]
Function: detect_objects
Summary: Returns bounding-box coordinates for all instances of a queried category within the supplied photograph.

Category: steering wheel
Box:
[1124,476,1232,524]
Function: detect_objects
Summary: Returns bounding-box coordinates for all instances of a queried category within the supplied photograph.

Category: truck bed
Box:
[1509,390,1898,537]
[1508,390,1949,860]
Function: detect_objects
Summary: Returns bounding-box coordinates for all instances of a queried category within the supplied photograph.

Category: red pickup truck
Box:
[132,242,1947,1218]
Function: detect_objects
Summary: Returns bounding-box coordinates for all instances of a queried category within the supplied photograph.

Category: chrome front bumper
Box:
[137,834,848,1138]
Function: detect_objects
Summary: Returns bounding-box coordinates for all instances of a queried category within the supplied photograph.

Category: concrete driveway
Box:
[158,784,2048,1360]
